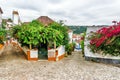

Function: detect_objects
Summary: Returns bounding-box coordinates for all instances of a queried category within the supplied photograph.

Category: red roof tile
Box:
[68,29,73,33]
[13,11,18,15]
[37,16,54,26]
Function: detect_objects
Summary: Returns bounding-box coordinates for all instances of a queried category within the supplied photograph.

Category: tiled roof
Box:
[13,11,18,15]
[72,34,77,38]
[72,34,81,38]
[68,29,73,33]
[0,7,3,14]
[37,16,54,26]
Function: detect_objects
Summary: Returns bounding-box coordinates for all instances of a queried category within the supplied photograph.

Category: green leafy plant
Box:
[80,40,84,53]
[18,25,40,49]
[80,32,86,54]
[65,43,75,55]
[65,44,72,55]
[12,25,22,39]
[49,22,69,47]
[0,28,7,44]
[13,20,64,50]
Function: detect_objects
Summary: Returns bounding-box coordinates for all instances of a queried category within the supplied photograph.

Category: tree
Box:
[14,20,64,49]
[49,22,69,46]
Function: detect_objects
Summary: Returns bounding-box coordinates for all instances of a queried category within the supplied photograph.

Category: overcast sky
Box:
[0,0,120,25]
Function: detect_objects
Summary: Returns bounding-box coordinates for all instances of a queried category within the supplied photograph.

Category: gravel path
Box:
[0,44,120,80]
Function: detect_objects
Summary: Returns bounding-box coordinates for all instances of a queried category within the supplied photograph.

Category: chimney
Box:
[12,10,20,25]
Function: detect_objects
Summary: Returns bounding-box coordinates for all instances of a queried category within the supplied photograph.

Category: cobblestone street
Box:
[0,44,120,80]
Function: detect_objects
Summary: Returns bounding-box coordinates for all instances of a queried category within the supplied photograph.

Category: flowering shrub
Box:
[88,21,120,56]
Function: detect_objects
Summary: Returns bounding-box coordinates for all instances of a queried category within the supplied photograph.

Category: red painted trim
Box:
[48,57,56,61]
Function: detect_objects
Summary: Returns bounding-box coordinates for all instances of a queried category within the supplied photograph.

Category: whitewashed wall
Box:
[48,45,65,61]
[30,50,38,58]
[13,14,19,25]
[56,45,65,56]
[48,49,56,57]
[68,32,73,43]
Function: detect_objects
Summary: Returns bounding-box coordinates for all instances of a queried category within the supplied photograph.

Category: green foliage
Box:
[12,25,22,39]
[80,40,84,53]
[80,32,86,54]
[0,28,7,44]
[68,26,87,34]
[65,43,75,55]
[13,20,64,49]
[65,44,72,55]
[101,36,120,56]
[2,20,6,29]
[29,20,44,27]
[80,40,84,49]
[49,22,69,46]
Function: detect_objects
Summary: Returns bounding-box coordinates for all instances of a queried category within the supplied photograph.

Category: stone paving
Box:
[0,44,120,80]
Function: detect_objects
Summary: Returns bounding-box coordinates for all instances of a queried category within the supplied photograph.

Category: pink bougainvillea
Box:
[89,21,120,56]
[90,21,120,47]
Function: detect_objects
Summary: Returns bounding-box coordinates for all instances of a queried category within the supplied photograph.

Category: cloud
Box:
[0,0,120,25]
[47,0,64,4]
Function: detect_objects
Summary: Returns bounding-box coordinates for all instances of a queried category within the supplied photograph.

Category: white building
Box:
[72,34,81,42]
[0,7,3,27]
[68,30,73,43]
[6,21,13,30]
[12,11,21,25]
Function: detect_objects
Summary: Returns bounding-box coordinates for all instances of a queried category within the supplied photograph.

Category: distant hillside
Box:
[68,26,87,34]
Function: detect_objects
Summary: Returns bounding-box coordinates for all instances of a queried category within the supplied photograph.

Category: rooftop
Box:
[37,16,54,26]
[13,11,19,15]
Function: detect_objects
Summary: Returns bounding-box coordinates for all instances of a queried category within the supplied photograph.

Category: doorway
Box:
[38,43,48,60]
